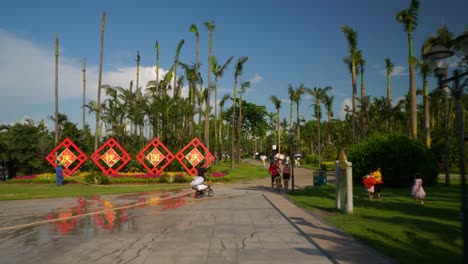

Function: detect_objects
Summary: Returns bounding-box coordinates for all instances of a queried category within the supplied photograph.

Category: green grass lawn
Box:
[0,163,268,201]
[287,181,462,264]
[0,183,189,201]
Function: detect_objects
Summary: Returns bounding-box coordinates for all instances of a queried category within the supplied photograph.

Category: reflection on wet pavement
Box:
[0,190,191,236]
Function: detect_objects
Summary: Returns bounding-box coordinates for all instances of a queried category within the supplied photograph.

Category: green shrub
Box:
[173,173,188,183]
[109,177,160,184]
[158,173,175,183]
[304,153,318,164]
[322,145,339,161]
[84,172,110,185]
[320,162,335,171]
[347,133,438,187]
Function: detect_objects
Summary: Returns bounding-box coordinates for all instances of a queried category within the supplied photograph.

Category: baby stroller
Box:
[190,176,214,198]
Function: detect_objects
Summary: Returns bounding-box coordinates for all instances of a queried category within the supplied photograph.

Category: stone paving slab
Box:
[0,187,333,264]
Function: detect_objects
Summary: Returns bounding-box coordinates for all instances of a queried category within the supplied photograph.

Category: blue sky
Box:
[0,0,467,131]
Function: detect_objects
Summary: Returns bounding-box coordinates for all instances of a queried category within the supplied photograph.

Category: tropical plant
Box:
[384,57,394,103]
[269,95,282,156]
[204,21,215,150]
[396,0,420,138]
[95,11,106,151]
[231,57,248,168]
[342,26,359,144]
[211,55,234,158]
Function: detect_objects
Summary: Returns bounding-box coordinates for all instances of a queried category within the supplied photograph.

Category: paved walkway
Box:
[0,160,396,264]
[241,159,395,264]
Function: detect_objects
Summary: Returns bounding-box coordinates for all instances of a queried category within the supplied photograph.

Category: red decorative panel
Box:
[136,138,175,174]
[91,138,131,175]
[46,138,88,175]
[175,138,215,176]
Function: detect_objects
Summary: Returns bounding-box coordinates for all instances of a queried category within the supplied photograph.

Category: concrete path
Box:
[0,160,396,264]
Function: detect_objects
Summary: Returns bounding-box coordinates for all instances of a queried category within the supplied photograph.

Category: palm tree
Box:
[269,95,282,157]
[356,50,367,136]
[189,24,199,136]
[324,94,334,144]
[204,21,215,151]
[54,31,59,146]
[396,0,420,138]
[341,26,359,143]
[385,57,394,104]
[231,57,248,168]
[219,94,231,157]
[416,60,431,149]
[172,40,184,98]
[237,81,251,162]
[288,84,295,129]
[422,25,454,185]
[95,11,106,151]
[82,58,87,130]
[306,86,331,167]
[294,84,305,149]
[211,55,233,158]
[155,40,160,84]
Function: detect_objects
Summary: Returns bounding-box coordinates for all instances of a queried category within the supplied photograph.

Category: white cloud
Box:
[379,65,408,77]
[250,73,263,84]
[339,98,353,119]
[0,29,173,125]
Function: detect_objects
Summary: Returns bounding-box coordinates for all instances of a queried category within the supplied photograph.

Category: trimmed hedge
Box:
[347,133,438,187]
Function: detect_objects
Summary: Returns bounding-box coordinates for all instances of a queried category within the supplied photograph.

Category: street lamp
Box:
[288,128,295,192]
[423,30,468,260]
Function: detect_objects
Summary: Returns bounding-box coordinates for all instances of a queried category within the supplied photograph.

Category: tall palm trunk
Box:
[231,78,238,169]
[423,77,430,148]
[190,25,199,138]
[82,58,86,130]
[351,62,357,143]
[204,21,215,151]
[134,51,140,136]
[95,11,105,151]
[54,32,59,146]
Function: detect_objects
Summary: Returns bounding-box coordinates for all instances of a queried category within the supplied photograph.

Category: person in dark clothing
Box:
[196,164,206,181]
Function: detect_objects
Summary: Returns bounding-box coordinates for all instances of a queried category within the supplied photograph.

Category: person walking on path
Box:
[373,167,383,199]
[362,171,376,199]
[412,173,426,204]
[282,163,291,190]
[55,163,65,186]
[260,155,267,167]
[268,161,281,189]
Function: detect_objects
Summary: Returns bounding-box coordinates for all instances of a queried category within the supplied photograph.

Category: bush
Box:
[320,162,335,171]
[84,172,110,185]
[304,153,318,164]
[173,173,188,183]
[347,133,438,187]
[158,173,175,183]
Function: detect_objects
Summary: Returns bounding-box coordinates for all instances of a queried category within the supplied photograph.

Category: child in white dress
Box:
[412,173,426,204]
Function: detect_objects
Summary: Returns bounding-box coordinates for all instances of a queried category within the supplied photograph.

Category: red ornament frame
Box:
[136,137,175,174]
[175,138,215,176]
[91,138,131,175]
[46,138,88,175]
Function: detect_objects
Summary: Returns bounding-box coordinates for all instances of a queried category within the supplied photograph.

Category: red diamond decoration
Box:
[186,148,203,167]
[175,138,215,176]
[146,148,165,167]
[91,138,131,175]
[46,138,88,175]
[57,148,77,168]
[102,148,121,168]
[136,138,175,174]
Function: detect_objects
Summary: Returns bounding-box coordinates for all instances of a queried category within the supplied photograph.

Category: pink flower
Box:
[211,172,226,178]
[14,175,37,179]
